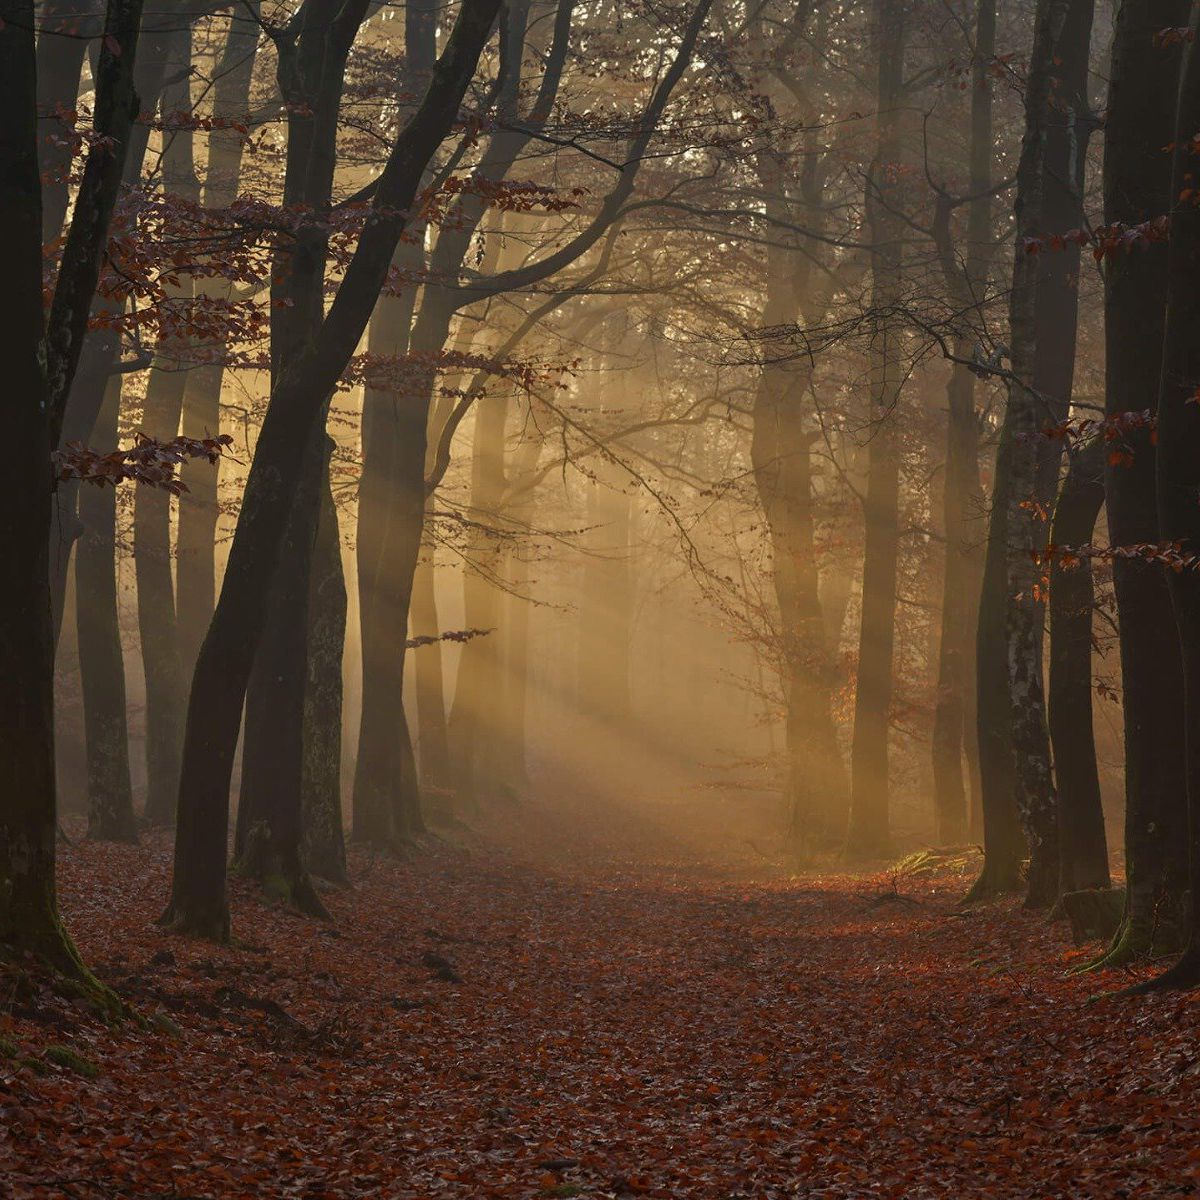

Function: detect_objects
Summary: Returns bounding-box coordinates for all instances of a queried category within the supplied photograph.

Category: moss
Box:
[44,1044,100,1078]
[17,1055,47,1075]
[149,1010,183,1038]
[262,874,292,905]
[0,1035,18,1058]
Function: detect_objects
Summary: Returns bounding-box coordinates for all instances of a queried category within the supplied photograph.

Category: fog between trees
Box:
[4,0,1200,1188]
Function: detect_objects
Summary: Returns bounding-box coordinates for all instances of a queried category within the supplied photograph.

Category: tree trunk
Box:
[135,32,198,824]
[968,0,1093,905]
[846,0,906,861]
[1,0,141,992]
[1047,438,1109,894]
[77,377,137,842]
[1147,9,1200,990]
[37,0,102,244]
[411,534,452,793]
[498,515,533,788]
[1019,0,1095,908]
[48,17,179,637]
[234,425,330,918]
[176,2,261,674]
[350,0,436,846]
[163,0,502,938]
[931,0,994,846]
[447,386,511,808]
[1090,0,1190,970]
[302,443,349,885]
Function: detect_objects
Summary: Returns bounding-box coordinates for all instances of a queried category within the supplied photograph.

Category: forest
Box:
[3,0,1200,1193]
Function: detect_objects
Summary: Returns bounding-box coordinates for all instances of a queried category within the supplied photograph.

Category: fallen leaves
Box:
[2,831,1199,1198]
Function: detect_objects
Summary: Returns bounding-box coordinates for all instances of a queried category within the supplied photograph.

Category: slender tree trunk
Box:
[752,354,846,849]
[931,0,994,846]
[177,2,261,674]
[846,0,906,861]
[302,443,349,885]
[498,513,533,787]
[1047,438,1109,894]
[1090,0,1189,969]
[77,378,137,842]
[578,463,635,725]
[447,387,510,806]
[48,18,178,636]
[135,31,198,824]
[1019,0,1095,907]
[411,534,452,792]
[351,0,435,846]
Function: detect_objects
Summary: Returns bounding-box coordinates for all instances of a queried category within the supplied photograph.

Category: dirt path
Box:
[2,827,1199,1198]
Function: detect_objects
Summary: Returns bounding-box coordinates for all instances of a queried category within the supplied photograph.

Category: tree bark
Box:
[234,425,331,918]
[968,0,1093,905]
[846,0,906,861]
[176,2,261,674]
[1147,8,1200,990]
[135,29,199,824]
[1047,438,1109,894]
[77,378,137,843]
[0,0,143,991]
[162,0,504,939]
[931,0,994,846]
[411,534,452,793]
[1090,0,1190,970]
[302,444,349,885]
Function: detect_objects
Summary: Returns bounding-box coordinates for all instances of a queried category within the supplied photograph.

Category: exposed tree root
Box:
[1,921,122,1019]
[1117,948,1200,995]
[156,898,232,944]
[961,860,1023,906]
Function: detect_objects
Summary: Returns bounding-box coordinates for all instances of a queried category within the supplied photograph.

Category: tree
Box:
[162,0,506,940]
[0,0,146,984]
[1089,0,1190,969]
[969,0,1094,905]
[845,0,907,860]
[1147,8,1200,990]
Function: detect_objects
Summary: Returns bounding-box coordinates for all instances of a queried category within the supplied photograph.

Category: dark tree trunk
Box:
[48,18,179,636]
[0,0,76,970]
[968,0,1093,905]
[77,378,137,843]
[1,0,143,990]
[846,0,906,861]
[1047,438,1109,894]
[234,425,330,918]
[1147,9,1200,990]
[1019,0,1095,908]
[1091,0,1190,970]
[162,0,503,939]
[302,444,349,885]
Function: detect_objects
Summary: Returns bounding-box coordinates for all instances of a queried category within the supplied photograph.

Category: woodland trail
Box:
[2,812,1200,1198]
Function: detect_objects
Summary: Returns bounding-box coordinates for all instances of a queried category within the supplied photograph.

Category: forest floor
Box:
[3,785,1200,1198]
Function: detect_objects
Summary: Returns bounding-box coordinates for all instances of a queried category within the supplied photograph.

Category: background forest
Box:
[5,0,1200,1193]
